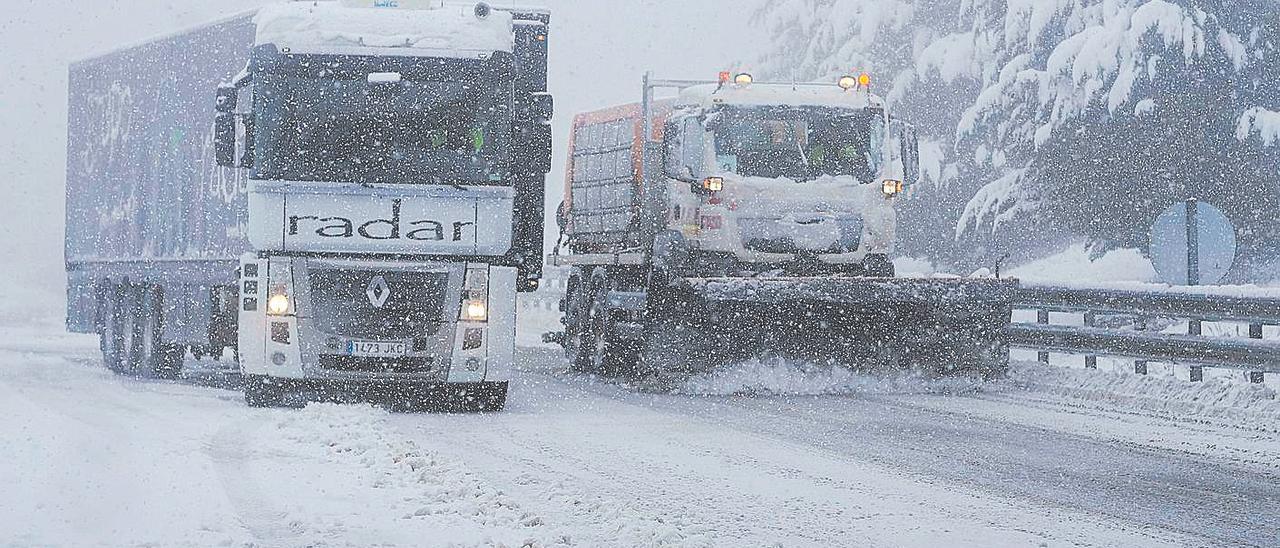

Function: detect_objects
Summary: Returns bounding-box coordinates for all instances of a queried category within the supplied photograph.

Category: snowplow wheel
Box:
[582,270,639,377]
[563,270,594,372]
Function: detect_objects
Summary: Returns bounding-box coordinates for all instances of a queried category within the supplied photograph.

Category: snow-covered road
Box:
[2,324,1278,547]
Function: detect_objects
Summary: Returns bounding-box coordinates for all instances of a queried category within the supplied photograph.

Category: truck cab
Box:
[214,1,552,408]
[654,74,919,276]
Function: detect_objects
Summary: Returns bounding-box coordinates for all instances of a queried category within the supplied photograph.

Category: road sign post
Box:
[1185,198,1199,286]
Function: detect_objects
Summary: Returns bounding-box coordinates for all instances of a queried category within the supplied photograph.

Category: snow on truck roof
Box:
[255,1,515,56]
[677,82,884,110]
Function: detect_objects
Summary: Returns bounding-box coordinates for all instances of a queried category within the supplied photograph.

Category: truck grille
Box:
[318,355,436,374]
[308,269,448,339]
[739,215,864,254]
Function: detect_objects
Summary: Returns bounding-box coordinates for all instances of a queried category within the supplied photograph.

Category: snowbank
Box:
[1003,243,1280,297]
[255,1,514,55]
[1007,243,1156,284]
[680,356,983,396]
[1009,360,1280,431]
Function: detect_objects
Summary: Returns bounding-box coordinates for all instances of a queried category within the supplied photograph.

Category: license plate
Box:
[346,341,409,357]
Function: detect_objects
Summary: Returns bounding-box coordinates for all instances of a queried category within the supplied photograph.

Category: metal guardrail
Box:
[1011,285,1280,382]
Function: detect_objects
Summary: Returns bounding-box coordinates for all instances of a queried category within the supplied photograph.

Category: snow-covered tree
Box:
[753,0,1280,279]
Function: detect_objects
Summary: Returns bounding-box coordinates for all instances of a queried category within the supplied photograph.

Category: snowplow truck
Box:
[549,73,1016,378]
[64,0,553,409]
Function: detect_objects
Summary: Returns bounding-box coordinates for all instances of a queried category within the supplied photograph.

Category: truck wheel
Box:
[243,376,288,408]
[99,284,129,374]
[582,271,638,377]
[139,286,184,380]
[563,271,594,371]
[119,285,147,376]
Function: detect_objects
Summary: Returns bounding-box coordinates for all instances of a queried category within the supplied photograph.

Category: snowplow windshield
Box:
[252,53,513,186]
[711,106,884,183]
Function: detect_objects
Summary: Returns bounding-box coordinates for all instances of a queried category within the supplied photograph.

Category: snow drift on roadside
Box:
[1009,360,1280,431]
[679,357,983,396]
[1008,243,1156,284]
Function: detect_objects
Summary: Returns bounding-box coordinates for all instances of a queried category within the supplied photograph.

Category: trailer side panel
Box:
[65,14,256,336]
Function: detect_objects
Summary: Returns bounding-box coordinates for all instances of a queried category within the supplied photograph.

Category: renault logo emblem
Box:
[366,276,391,308]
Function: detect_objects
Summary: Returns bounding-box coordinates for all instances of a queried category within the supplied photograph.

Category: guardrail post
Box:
[1083,311,1098,369]
[1134,315,1148,375]
[1188,364,1203,382]
[1037,310,1050,364]
[1247,323,1265,383]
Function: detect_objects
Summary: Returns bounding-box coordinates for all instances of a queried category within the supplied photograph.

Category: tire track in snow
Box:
[390,360,1197,548]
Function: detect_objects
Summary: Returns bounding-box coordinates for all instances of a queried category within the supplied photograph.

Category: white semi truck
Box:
[550,73,1016,377]
[65,0,553,409]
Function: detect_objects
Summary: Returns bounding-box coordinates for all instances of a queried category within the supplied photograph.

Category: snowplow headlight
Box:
[882,179,904,197]
[734,73,754,85]
[838,76,858,90]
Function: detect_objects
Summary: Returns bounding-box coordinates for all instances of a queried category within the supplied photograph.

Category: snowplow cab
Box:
[551,73,1012,381]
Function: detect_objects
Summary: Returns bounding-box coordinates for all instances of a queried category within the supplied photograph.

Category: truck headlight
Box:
[882,179,904,197]
[267,293,291,316]
[462,300,488,322]
[459,265,490,322]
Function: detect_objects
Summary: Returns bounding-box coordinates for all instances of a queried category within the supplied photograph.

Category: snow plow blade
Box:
[640,277,1018,378]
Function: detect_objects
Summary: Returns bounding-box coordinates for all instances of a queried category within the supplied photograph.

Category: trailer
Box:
[549,73,1015,378]
[65,0,553,409]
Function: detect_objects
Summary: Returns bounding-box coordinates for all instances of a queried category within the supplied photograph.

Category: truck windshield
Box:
[712,106,884,183]
[253,61,512,185]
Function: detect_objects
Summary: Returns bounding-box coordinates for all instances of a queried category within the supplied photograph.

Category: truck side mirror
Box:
[215,85,237,114]
[215,113,237,167]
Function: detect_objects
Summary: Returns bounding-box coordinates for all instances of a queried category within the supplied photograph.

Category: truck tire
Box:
[139,286,184,380]
[243,375,289,408]
[563,270,594,372]
[581,270,639,377]
[119,284,147,376]
[99,283,129,375]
